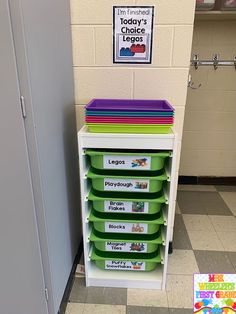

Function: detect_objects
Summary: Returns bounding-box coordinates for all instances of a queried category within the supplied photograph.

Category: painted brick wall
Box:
[180,20,236,176]
[70,0,195,172]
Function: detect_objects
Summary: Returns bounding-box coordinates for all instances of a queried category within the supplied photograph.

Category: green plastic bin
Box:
[86,123,173,134]
[85,149,171,171]
[86,168,168,193]
[89,228,163,253]
[88,209,165,235]
[88,189,167,214]
[90,246,162,271]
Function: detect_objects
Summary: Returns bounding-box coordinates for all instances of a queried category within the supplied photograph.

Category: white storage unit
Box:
[78,126,178,289]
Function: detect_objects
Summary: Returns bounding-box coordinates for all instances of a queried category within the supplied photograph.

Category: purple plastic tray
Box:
[86,99,174,112]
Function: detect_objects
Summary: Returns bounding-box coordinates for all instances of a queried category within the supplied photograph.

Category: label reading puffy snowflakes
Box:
[105,260,146,271]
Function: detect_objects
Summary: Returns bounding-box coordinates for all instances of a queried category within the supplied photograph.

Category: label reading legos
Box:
[105,260,146,271]
[104,200,149,213]
[104,178,150,192]
[105,242,148,253]
[113,6,154,63]
[105,222,148,234]
[194,274,236,313]
[103,155,151,170]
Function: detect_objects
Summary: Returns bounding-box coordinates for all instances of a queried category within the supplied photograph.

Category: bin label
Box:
[105,260,146,271]
[104,200,149,213]
[105,241,147,253]
[104,178,150,192]
[103,155,151,170]
[105,222,148,234]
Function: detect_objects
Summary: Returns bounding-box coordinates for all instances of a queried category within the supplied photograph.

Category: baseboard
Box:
[179,176,236,185]
[58,238,83,314]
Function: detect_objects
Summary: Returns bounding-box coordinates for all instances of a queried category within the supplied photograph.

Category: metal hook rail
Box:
[191,54,236,70]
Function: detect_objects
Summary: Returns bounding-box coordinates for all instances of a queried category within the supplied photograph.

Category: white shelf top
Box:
[78,126,177,150]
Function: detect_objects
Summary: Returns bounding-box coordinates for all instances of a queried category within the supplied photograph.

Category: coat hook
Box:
[188,74,201,90]
[234,56,236,70]
[193,54,199,70]
[213,54,219,70]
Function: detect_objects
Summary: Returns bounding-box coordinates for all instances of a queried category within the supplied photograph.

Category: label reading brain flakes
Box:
[104,200,149,213]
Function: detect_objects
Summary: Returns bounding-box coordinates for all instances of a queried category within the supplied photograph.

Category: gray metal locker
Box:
[0,1,81,313]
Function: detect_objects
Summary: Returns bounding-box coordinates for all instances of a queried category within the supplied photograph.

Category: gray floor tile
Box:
[69,278,88,303]
[194,250,235,273]
[226,252,236,272]
[215,185,236,192]
[172,215,192,250]
[127,306,169,314]
[86,286,127,305]
[169,309,193,314]
[177,191,232,215]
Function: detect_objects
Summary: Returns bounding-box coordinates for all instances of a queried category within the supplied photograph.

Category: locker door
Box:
[0,2,48,314]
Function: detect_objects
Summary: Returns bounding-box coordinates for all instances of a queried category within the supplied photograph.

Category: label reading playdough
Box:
[105,260,146,271]
[103,155,151,170]
[105,241,148,253]
[104,200,149,213]
[105,222,148,234]
[104,178,150,192]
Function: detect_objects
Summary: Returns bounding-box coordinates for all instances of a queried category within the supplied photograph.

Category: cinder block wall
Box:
[70,0,195,172]
[180,20,236,176]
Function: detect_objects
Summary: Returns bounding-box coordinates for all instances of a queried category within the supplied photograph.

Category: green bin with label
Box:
[88,189,167,214]
[88,209,165,235]
[89,228,164,253]
[85,149,171,171]
[86,168,168,193]
[90,246,162,271]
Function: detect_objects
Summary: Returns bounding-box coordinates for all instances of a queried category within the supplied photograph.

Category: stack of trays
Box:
[85,149,171,272]
[85,99,174,134]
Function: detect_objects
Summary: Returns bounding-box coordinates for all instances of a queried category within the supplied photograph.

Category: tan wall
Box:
[180,20,236,177]
[70,0,195,172]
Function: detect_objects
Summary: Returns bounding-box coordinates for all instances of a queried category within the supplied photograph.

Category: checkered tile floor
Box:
[65,185,236,314]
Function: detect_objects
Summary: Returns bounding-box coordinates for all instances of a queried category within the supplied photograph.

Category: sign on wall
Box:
[113,6,154,64]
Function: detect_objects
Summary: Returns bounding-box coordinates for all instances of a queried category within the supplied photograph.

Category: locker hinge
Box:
[20,96,26,118]
[44,287,49,302]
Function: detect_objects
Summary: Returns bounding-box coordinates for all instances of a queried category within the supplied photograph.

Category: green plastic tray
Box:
[88,189,167,214]
[86,169,168,193]
[88,209,165,234]
[85,149,171,171]
[90,246,162,271]
[86,123,173,134]
[89,228,163,253]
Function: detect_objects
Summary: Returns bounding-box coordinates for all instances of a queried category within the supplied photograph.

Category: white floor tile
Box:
[127,288,168,307]
[166,275,193,309]
[209,215,236,231]
[178,185,217,192]
[167,249,199,275]
[187,230,224,251]
[219,192,236,215]
[82,304,126,314]
[217,231,236,252]
[183,214,215,232]
[65,303,85,314]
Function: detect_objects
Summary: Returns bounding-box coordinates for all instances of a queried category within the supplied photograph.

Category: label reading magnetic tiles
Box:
[113,6,154,63]
[105,242,148,253]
